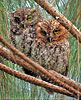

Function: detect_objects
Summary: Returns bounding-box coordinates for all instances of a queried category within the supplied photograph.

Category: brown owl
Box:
[9,8,70,93]
[9,7,43,77]
[31,20,70,90]
[32,19,70,76]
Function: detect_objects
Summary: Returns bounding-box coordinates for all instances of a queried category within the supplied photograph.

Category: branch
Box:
[34,0,81,42]
[0,45,81,92]
[72,9,81,23]
[0,63,76,98]
[0,35,81,97]
[0,45,37,75]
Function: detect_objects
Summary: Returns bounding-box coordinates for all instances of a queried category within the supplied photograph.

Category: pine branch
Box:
[0,35,81,98]
[34,0,81,42]
[0,45,37,75]
[0,45,81,92]
[0,63,76,98]
[0,45,81,93]
[72,9,81,23]
[0,45,46,77]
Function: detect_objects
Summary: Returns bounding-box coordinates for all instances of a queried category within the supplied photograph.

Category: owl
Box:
[31,19,70,76]
[9,7,43,77]
[31,19,70,87]
[31,19,70,93]
[9,8,70,93]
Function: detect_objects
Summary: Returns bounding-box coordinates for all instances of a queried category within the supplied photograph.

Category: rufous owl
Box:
[9,7,70,93]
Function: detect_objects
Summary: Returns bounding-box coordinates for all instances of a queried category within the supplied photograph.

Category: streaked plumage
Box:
[9,7,70,93]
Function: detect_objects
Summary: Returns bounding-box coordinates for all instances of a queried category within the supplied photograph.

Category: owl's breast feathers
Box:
[31,38,70,76]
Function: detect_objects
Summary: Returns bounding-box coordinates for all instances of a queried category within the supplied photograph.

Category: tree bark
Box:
[0,35,81,97]
[0,45,81,91]
[0,63,76,98]
[35,0,81,42]
[0,45,81,92]
[0,45,37,74]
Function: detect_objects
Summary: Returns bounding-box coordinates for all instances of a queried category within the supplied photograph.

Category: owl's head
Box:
[10,7,43,35]
[36,19,69,43]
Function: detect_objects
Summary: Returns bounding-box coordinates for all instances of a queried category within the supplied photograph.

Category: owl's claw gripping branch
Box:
[0,34,81,98]
[35,0,81,43]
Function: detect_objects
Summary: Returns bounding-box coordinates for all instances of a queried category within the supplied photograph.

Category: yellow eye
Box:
[27,15,32,21]
[53,29,60,34]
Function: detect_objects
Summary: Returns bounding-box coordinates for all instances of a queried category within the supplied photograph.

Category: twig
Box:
[34,0,81,42]
[49,71,81,92]
[0,45,81,92]
[72,9,81,23]
[0,63,76,98]
[0,45,37,75]
[0,35,81,97]
[0,45,45,77]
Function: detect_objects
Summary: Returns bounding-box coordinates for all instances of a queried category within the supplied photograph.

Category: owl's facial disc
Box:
[37,20,69,43]
[40,28,54,42]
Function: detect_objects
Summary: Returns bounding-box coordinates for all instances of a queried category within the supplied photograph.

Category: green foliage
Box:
[0,0,81,100]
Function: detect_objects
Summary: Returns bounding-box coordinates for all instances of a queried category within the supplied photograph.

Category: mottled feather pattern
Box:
[9,7,43,56]
[9,7,43,77]
[31,39,70,76]
[9,7,70,93]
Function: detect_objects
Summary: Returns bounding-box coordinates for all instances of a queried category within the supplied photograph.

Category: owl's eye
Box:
[41,28,47,36]
[14,17,20,24]
[53,29,60,34]
[27,15,33,21]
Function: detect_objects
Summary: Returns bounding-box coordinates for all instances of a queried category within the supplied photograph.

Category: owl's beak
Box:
[49,37,52,42]
[46,37,53,42]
